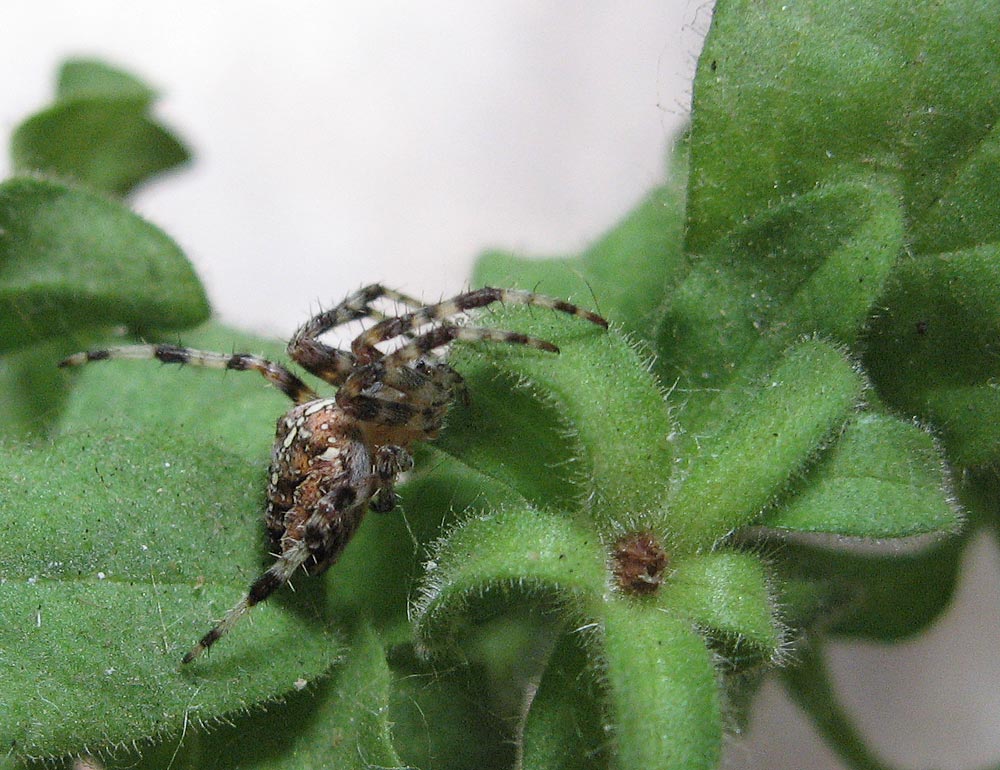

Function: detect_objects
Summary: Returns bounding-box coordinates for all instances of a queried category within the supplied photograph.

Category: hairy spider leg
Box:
[287,283,427,385]
[350,287,608,362]
[58,343,318,404]
[185,430,377,663]
[334,318,602,435]
[181,536,314,664]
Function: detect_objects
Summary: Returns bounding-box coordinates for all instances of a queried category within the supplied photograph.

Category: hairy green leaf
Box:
[598,602,721,770]
[449,309,673,536]
[388,642,514,770]
[657,177,901,428]
[665,551,780,660]
[669,339,865,551]
[41,622,409,770]
[686,0,1000,254]
[865,246,1000,466]
[764,412,960,538]
[57,323,286,459]
[521,632,609,770]
[413,506,606,652]
[0,427,341,761]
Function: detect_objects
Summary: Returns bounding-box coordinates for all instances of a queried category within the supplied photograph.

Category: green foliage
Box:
[12,58,190,197]
[0,60,205,440]
[2,1,998,766]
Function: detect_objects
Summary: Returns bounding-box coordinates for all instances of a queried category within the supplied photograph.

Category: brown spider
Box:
[60,285,607,663]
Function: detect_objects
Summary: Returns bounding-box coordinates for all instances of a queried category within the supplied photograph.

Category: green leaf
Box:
[448,309,673,536]
[686,0,1000,255]
[11,59,189,197]
[0,337,79,438]
[429,368,582,511]
[57,323,285,460]
[413,506,606,652]
[597,601,721,770]
[521,632,609,770]
[657,177,902,426]
[56,58,156,104]
[669,338,865,551]
[0,177,209,353]
[864,246,1000,466]
[388,642,515,770]
[783,536,965,643]
[0,427,342,761]
[665,551,781,661]
[54,622,408,770]
[687,0,1000,473]
[764,411,961,538]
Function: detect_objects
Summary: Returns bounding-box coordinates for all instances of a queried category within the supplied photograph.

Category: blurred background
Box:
[2,3,998,769]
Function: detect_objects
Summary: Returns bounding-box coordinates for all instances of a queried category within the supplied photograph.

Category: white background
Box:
[2,3,998,769]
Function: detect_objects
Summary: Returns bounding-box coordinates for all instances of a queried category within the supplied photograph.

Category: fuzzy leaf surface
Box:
[414,506,607,651]
[665,551,780,660]
[686,0,1000,254]
[598,602,721,770]
[448,308,672,536]
[0,427,341,761]
[657,178,901,429]
[689,0,1000,467]
[520,632,609,770]
[763,412,960,538]
[669,339,865,551]
[865,247,1000,465]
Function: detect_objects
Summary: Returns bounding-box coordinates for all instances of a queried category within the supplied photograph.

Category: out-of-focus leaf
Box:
[11,58,189,196]
[0,177,208,353]
[56,58,156,103]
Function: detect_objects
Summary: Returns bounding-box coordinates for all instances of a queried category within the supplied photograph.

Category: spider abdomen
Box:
[265,400,376,574]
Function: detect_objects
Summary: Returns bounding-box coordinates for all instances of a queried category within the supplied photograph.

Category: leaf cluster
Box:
[1,2,999,767]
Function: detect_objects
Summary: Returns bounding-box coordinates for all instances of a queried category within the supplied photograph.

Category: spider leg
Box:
[369,444,414,513]
[350,287,607,362]
[181,536,312,664]
[381,323,564,368]
[184,461,375,663]
[287,284,425,385]
[59,344,318,404]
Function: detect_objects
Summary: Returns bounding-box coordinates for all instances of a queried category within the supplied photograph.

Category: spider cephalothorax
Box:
[61,285,607,662]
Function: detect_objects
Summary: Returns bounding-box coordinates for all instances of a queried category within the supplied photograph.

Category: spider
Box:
[60,285,607,663]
